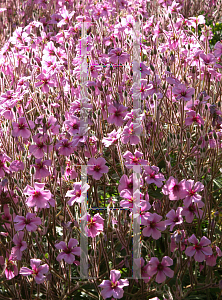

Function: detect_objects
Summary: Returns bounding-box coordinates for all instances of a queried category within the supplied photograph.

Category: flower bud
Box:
[186,132,190,138]
[150,64,155,71]
[31,167,35,175]
[205,104,208,110]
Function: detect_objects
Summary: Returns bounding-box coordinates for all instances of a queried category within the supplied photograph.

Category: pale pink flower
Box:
[20,259,49,284]
[87,157,109,180]
[144,166,165,188]
[55,139,75,156]
[107,104,128,127]
[147,256,174,283]
[33,159,51,179]
[99,269,129,299]
[182,179,204,206]
[109,47,130,64]
[102,129,121,147]
[185,110,204,126]
[185,234,212,262]
[14,213,41,232]
[29,134,53,159]
[12,117,35,139]
[165,207,183,231]
[0,153,11,178]
[65,182,90,205]
[118,173,139,193]
[214,41,222,57]
[123,150,148,169]
[55,238,80,264]
[121,122,141,145]
[11,231,27,261]
[141,213,166,240]
[162,176,187,200]
[0,253,18,280]
[172,84,195,101]
[182,201,204,223]
[23,182,52,208]
[82,213,104,238]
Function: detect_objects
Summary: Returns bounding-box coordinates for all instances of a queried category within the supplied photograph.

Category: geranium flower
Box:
[23,182,52,208]
[35,71,55,93]
[0,253,18,280]
[118,173,140,193]
[119,189,143,209]
[121,122,141,145]
[102,129,121,147]
[29,134,53,159]
[65,182,90,206]
[185,234,212,262]
[55,139,75,156]
[133,257,150,283]
[0,153,11,178]
[182,201,204,223]
[12,117,35,139]
[172,84,195,101]
[205,245,222,266]
[82,213,104,238]
[109,47,130,64]
[11,232,27,261]
[20,259,49,284]
[147,256,174,283]
[182,179,204,206]
[144,165,165,187]
[123,150,148,169]
[107,104,128,127]
[32,159,51,179]
[214,41,222,57]
[57,7,75,27]
[185,110,204,126]
[14,213,41,232]
[99,269,129,299]
[141,213,166,240]
[87,157,109,180]
[165,207,183,231]
[162,176,187,200]
[55,238,80,264]
[132,62,150,79]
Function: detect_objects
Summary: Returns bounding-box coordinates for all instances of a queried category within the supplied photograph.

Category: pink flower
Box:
[0,253,18,280]
[147,256,174,283]
[12,117,35,139]
[162,176,187,200]
[57,7,75,27]
[134,257,150,283]
[182,179,204,206]
[143,166,165,187]
[33,159,51,179]
[9,160,24,172]
[35,71,55,93]
[185,234,212,262]
[199,53,216,65]
[87,157,109,180]
[20,259,49,284]
[23,182,52,208]
[165,207,183,231]
[205,246,222,266]
[123,150,148,169]
[0,153,11,178]
[120,189,143,209]
[64,115,81,136]
[214,41,222,57]
[65,182,90,206]
[55,238,80,264]
[172,84,195,101]
[121,122,141,145]
[102,129,121,147]
[109,47,130,64]
[99,269,129,299]
[118,173,139,193]
[107,104,128,126]
[29,134,53,159]
[82,213,104,238]
[2,204,12,229]
[132,62,150,79]
[11,231,27,260]
[14,213,41,232]
[182,201,204,223]
[185,110,204,126]
[55,139,75,156]
[141,213,166,240]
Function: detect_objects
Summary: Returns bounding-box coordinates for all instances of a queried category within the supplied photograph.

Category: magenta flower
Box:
[102,129,121,147]
[147,256,174,283]
[64,115,81,136]
[214,41,222,57]
[123,150,148,169]
[141,213,166,240]
[55,238,80,264]
[182,201,204,223]
[172,84,195,101]
[185,234,212,262]
[132,61,150,79]
[12,117,35,139]
[99,269,129,299]
[165,207,183,231]
[107,104,128,127]
[23,182,52,208]
[182,179,204,206]
[14,213,41,232]
[118,173,139,193]
[0,153,11,178]
[0,254,18,280]
[121,122,141,145]
[33,159,51,179]
[19,259,49,284]
[65,181,90,206]
[29,134,53,159]
[87,157,109,180]
[162,176,187,200]
[55,139,75,156]
[205,246,222,266]
[185,110,204,127]
[11,231,27,261]
[109,47,130,64]
[143,166,165,188]
[82,213,104,238]
[35,71,55,93]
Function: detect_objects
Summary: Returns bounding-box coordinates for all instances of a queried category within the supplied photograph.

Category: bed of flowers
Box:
[0,0,222,299]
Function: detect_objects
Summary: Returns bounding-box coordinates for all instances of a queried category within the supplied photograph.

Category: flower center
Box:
[189,204,196,212]
[150,172,156,179]
[149,221,156,228]
[173,216,179,222]
[195,244,202,251]
[94,165,101,172]
[181,91,187,96]
[157,263,164,271]
[111,281,118,288]
[18,123,25,130]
